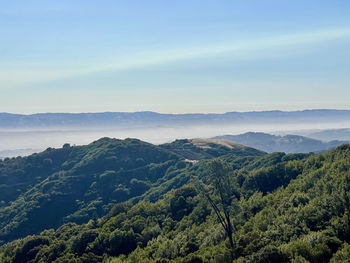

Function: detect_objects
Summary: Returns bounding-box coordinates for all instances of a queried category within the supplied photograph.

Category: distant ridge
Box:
[1,109,350,129]
[213,132,347,153]
[160,138,264,160]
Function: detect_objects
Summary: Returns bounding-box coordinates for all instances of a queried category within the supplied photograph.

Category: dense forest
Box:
[0,138,262,244]
[1,138,350,262]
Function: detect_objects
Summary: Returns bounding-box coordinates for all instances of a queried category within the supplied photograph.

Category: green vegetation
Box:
[0,137,263,245]
[1,138,350,262]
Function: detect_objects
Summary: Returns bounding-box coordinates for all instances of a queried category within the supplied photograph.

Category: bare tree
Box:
[197,159,240,249]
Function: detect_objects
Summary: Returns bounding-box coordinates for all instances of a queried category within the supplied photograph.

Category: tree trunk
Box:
[228,228,234,249]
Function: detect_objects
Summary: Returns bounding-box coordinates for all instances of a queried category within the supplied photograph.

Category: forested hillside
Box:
[1,140,350,262]
[0,138,263,245]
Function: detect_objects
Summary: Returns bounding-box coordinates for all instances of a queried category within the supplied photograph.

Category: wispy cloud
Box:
[2,27,350,89]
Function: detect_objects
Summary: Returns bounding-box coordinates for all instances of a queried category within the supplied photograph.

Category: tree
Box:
[330,243,350,263]
[109,229,137,256]
[197,159,240,250]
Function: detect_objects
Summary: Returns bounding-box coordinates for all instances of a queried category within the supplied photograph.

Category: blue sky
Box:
[1,0,350,113]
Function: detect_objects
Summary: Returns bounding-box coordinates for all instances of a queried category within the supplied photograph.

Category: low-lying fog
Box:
[2,121,350,158]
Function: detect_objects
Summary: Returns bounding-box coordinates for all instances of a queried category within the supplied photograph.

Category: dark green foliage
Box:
[0,137,263,245]
[330,243,350,262]
[242,160,303,194]
[169,186,197,221]
[2,140,350,262]
[244,245,287,263]
[109,229,137,256]
[0,138,176,243]
[71,230,99,256]
[12,236,50,263]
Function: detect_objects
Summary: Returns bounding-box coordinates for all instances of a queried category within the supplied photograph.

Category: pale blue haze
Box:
[1,0,350,113]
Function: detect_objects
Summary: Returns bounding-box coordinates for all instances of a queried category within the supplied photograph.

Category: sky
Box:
[1,0,350,114]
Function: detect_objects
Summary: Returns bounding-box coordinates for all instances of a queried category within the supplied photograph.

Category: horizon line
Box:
[1,108,350,116]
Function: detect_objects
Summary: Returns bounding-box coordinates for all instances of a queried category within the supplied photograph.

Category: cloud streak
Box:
[2,27,350,89]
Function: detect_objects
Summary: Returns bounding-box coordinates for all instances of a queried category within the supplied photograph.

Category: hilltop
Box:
[0,137,263,244]
[213,132,346,153]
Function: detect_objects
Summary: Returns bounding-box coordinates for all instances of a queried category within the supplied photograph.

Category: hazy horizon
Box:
[2,1,350,155]
[2,120,350,158]
[2,109,350,156]
[3,108,350,116]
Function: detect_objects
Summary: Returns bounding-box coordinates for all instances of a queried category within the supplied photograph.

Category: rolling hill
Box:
[1,141,350,262]
[0,137,264,245]
[213,132,346,153]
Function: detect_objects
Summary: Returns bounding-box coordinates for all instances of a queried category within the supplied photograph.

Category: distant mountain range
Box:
[2,109,350,128]
[1,110,350,158]
[304,128,350,141]
[212,132,347,153]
